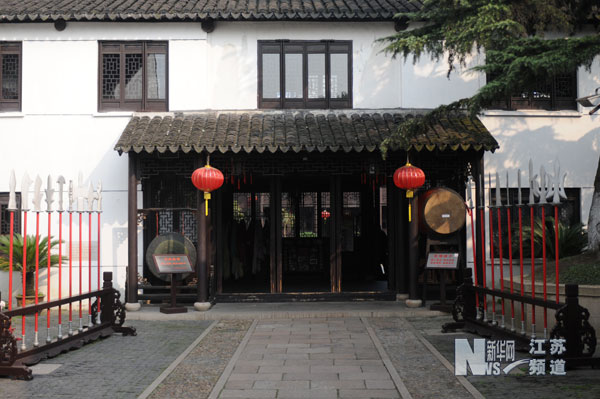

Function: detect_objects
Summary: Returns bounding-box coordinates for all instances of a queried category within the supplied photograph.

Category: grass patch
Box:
[534,252,600,285]
[561,252,600,285]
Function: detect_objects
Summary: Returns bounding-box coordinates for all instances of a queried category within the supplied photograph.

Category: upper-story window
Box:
[99,42,168,112]
[258,40,352,109]
[489,72,577,111]
[0,193,21,235]
[0,42,21,112]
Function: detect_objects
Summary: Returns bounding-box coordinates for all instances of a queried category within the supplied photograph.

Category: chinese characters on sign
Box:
[426,252,459,269]
[455,338,567,376]
[153,254,193,274]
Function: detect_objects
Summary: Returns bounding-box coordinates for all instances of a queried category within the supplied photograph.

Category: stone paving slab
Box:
[0,319,212,398]
[209,318,406,399]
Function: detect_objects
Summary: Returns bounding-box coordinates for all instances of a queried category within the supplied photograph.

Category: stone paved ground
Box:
[0,319,212,398]
[212,318,402,399]
[2,310,600,398]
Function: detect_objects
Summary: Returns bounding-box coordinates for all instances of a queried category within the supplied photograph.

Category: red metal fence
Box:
[445,162,598,368]
[0,172,135,380]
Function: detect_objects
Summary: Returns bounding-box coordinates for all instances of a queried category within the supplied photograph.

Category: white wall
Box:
[204,21,404,109]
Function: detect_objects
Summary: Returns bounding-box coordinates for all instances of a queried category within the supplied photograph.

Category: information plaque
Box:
[426,252,459,269]
[153,254,193,274]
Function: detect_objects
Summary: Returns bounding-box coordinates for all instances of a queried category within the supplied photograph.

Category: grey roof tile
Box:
[114,110,498,154]
[0,0,421,22]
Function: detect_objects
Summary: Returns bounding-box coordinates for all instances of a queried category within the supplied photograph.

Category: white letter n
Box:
[455,339,487,376]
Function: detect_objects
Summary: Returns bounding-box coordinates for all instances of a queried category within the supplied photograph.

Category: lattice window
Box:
[343,192,361,238]
[0,42,21,111]
[254,193,271,227]
[488,72,577,111]
[125,54,143,100]
[282,192,296,238]
[99,42,167,112]
[0,193,21,235]
[233,193,252,225]
[299,192,318,237]
[102,54,120,100]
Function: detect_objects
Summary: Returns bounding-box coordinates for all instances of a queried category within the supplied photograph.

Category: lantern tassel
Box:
[204,192,211,216]
[406,189,414,223]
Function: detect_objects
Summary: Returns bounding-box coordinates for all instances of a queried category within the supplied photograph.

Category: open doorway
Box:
[340,185,389,292]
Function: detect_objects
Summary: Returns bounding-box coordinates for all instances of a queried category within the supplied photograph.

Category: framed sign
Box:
[153,254,193,274]
[426,252,459,269]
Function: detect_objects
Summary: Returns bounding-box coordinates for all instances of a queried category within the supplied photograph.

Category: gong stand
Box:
[152,253,194,314]
[422,235,461,312]
[160,274,187,314]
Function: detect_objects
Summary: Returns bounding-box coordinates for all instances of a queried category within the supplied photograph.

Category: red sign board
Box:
[426,252,459,269]
[153,254,193,274]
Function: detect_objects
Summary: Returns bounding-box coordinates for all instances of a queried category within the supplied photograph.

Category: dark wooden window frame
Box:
[0,193,21,235]
[98,41,168,112]
[0,42,22,112]
[258,40,353,109]
[489,72,578,111]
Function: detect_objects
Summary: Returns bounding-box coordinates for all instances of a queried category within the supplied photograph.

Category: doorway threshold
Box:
[215,291,396,303]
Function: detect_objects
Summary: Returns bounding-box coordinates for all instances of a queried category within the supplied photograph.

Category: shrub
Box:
[513,217,587,259]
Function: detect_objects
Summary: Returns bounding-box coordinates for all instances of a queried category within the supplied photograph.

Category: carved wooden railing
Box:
[0,272,135,380]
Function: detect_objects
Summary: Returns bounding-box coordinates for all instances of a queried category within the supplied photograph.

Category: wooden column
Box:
[269,176,282,293]
[408,194,419,300]
[474,151,486,287]
[207,192,215,299]
[127,153,138,303]
[386,177,396,292]
[196,158,208,303]
[329,175,342,293]
[276,178,283,293]
[215,186,224,294]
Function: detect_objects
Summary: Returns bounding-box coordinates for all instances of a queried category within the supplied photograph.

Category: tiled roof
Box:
[114,111,498,155]
[0,1,421,22]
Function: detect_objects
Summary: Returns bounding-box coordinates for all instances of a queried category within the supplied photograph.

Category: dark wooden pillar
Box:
[386,177,396,292]
[408,194,419,300]
[330,175,342,293]
[127,153,138,304]
[269,176,282,293]
[196,158,208,303]
[207,193,215,299]
[474,151,486,287]
[390,174,408,294]
[215,186,224,294]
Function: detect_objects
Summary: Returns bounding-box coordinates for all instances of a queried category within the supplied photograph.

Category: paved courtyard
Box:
[0,303,599,398]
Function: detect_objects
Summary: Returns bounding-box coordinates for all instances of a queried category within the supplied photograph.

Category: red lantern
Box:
[192,163,224,215]
[321,210,331,220]
[393,162,425,222]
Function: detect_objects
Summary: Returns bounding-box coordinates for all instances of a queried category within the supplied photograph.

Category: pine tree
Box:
[380,0,600,253]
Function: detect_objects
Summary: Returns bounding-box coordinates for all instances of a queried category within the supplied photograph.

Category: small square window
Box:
[0,42,22,112]
[99,42,168,112]
[258,41,352,109]
[0,193,21,235]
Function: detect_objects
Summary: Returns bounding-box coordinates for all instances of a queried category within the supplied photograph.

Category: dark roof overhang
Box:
[114,110,499,156]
